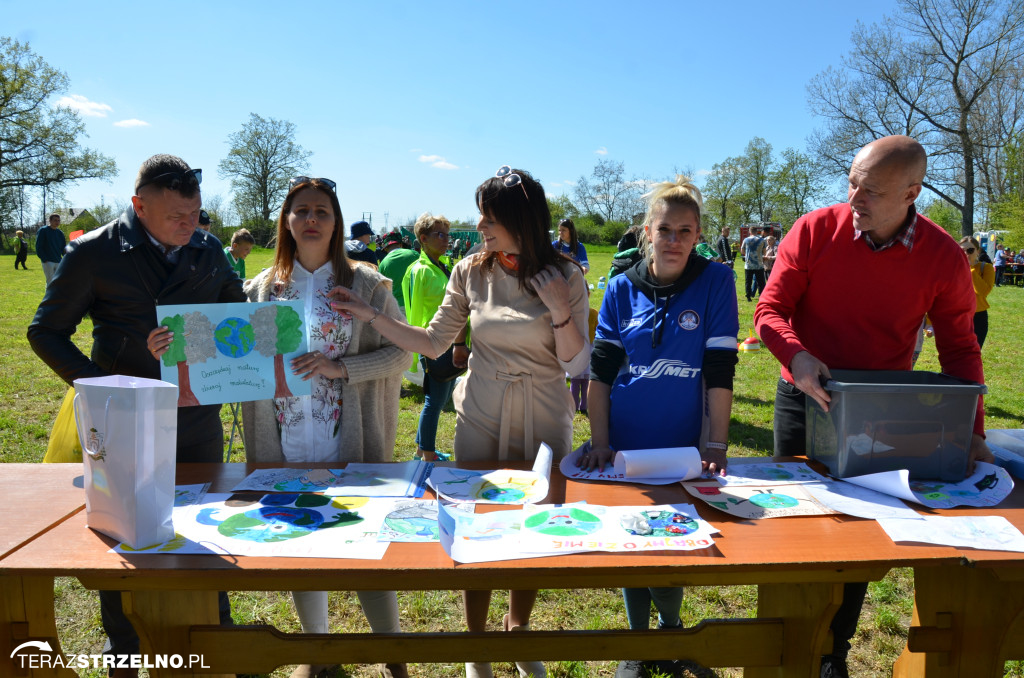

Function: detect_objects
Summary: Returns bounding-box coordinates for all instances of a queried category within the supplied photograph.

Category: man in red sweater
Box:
[754,135,992,678]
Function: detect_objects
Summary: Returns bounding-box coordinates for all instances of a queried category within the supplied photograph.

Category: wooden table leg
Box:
[1,575,74,678]
[744,581,842,678]
[121,590,232,678]
[894,565,1024,677]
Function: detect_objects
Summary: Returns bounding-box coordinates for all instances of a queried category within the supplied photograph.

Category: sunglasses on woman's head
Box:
[290,176,337,192]
[137,168,202,192]
[495,165,530,201]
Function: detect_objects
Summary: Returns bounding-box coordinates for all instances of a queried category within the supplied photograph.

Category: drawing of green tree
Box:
[160,311,216,407]
[251,304,303,398]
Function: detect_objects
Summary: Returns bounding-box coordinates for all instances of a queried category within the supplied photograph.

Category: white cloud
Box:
[595,146,608,155]
[114,119,150,128]
[696,168,712,177]
[57,94,113,117]
[418,154,458,170]
[563,179,576,186]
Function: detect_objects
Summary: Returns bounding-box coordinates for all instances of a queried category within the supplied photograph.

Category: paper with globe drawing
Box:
[156,301,310,406]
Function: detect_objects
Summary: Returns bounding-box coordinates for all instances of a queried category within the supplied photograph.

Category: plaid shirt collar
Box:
[854,205,918,253]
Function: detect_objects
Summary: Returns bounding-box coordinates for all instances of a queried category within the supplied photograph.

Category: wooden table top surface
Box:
[0,463,86,560]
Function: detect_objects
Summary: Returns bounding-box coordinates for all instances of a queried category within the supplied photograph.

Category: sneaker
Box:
[615,660,650,678]
[674,658,718,677]
[819,655,849,678]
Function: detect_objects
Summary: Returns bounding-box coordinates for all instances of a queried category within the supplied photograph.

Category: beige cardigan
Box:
[241,263,411,463]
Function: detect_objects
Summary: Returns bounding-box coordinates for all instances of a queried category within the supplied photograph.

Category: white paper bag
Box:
[73,375,178,549]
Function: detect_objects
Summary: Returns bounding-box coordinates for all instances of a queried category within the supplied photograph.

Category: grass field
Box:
[2,243,1023,677]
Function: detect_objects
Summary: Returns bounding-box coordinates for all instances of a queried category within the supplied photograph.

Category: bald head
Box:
[847,135,926,244]
[854,135,927,185]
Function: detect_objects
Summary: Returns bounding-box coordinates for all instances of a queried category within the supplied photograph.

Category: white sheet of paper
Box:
[428,443,552,504]
[559,446,701,485]
[436,502,552,563]
[802,481,923,520]
[878,516,1024,552]
[842,462,1014,509]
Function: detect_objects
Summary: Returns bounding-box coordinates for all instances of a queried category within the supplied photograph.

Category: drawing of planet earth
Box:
[623,510,700,537]
[525,507,602,536]
[475,481,526,503]
[384,504,439,540]
[214,317,255,358]
[748,493,800,509]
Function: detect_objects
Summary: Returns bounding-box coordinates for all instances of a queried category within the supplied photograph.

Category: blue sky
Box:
[5,0,898,230]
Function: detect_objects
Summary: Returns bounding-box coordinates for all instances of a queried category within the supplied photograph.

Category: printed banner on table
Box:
[519,503,718,554]
[156,300,310,406]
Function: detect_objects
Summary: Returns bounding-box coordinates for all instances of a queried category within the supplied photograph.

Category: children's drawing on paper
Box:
[715,462,830,487]
[326,461,433,498]
[196,493,363,543]
[428,444,553,505]
[519,503,719,554]
[524,507,603,536]
[231,468,343,493]
[878,515,1024,552]
[174,483,210,507]
[376,500,475,542]
[842,462,1013,509]
[620,510,701,537]
[140,493,392,558]
[684,482,835,519]
[157,300,309,406]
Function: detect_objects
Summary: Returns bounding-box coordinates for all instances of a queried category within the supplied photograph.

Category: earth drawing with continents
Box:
[215,317,255,358]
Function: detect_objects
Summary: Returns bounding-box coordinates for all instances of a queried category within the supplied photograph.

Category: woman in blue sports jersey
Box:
[552,218,589,274]
[578,175,739,678]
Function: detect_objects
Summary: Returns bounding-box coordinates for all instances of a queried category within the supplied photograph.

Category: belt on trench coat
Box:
[495,370,534,462]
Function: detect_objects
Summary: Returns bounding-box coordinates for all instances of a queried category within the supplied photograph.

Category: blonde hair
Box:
[414,212,451,241]
[639,175,703,259]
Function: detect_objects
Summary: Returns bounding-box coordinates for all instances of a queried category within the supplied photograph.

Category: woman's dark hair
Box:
[475,168,577,292]
[558,218,580,258]
[271,178,353,287]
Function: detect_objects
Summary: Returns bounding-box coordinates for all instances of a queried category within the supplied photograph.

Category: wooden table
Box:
[0,464,86,676]
[0,460,1017,677]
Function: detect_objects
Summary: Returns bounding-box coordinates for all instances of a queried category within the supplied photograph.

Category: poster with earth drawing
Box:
[156,301,310,406]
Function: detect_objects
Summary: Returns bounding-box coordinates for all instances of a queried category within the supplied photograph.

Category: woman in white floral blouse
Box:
[241,176,411,678]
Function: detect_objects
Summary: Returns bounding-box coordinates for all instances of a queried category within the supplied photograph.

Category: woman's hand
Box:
[577,442,615,472]
[291,350,348,382]
[530,266,572,321]
[147,326,173,361]
[327,286,376,322]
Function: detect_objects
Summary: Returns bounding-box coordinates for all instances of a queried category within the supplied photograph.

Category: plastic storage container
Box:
[806,370,986,481]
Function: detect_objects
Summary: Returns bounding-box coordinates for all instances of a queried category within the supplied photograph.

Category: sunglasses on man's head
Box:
[290,176,337,192]
[137,168,202,192]
[495,165,530,201]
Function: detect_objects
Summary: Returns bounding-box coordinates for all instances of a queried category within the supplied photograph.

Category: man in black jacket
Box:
[27,154,244,675]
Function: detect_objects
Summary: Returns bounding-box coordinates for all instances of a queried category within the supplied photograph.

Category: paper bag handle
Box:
[73,392,112,459]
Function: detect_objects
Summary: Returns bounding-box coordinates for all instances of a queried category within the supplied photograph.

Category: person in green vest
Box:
[377,231,419,316]
[402,213,469,461]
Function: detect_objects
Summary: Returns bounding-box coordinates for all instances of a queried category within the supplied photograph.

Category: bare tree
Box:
[573,159,645,223]
[807,0,1024,235]
[218,113,311,225]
